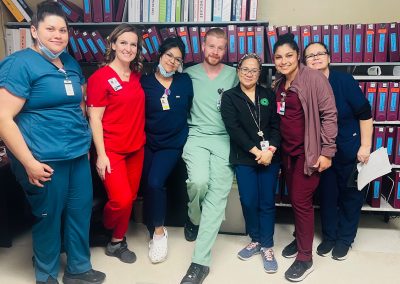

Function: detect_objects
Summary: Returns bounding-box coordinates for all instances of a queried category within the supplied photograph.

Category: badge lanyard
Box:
[245,96,269,151]
[277,91,286,115]
[58,68,75,96]
[161,88,171,111]
[217,88,224,111]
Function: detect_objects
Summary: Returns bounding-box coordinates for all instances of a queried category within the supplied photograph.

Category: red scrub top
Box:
[87,65,145,153]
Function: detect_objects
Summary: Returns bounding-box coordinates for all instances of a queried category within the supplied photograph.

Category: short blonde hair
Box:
[204,27,227,43]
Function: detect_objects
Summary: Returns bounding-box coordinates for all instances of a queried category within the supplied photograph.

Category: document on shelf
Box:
[357,147,392,190]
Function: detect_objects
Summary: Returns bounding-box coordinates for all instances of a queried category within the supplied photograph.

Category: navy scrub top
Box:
[0,49,92,162]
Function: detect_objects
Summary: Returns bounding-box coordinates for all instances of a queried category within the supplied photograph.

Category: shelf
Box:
[392,165,400,169]
[331,62,400,66]
[373,121,400,125]
[361,197,400,212]
[353,75,400,80]
[6,21,268,29]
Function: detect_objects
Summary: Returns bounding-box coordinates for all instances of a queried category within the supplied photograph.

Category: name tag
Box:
[64,80,74,96]
[277,101,286,115]
[160,94,170,110]
[260,140,269,151]
[108,77,122,91]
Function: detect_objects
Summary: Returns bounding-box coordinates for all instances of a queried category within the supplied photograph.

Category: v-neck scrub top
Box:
[0,49,91,161]
[87,65,145,153]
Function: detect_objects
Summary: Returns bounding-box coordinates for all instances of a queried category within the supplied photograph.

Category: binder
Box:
[289,25,301,50]
[388,23,400,62]
[159,28,170,41]
[394,127,400,165]
[19,27,26,49]
[373,126,386,151]
[374,23,389,62]
[331,25,342,62]
[58,0,81,22]
[364,24,375,62]
[247,0,258,21]
[103,0,113,22]
[90,30,107,55]
[387,82,399,121]
[189,27,201,63]
[128,0,141,22]
[114,0,127,22]
[341,24,353,63]
[255,26,265,63]
[386,127,397,163]
[311,25,322,43]
[10,0,31,21]
[74,30,94,62]
[142,45,152,62]
[177,26,194,63]
[237,26,247,60]
[2,0,25,22]
[82,31,104,62]
[322,25,331,51]
[68,28,83,61]
[375,82,389,121]
[147,26,162,57]
[92,0,103,23]
[199,27,209,61]
[382,171,400,208]
[231,0,241,21]
[82,0,92,22]
[353,24,365,62]
[142,30,157,62]
[15,0,33,17]
[227,25,238,63]
[367,177,382,208]
[222,26,228,63]
[240,0,247,21]
[221,0,232,21]
[212,0,222,21]
[366,82,377,119]
[266,26,277,63]
[277,26,289,35]
[167,27,177,37]
[246,26,255,54]
[300,25,311,55]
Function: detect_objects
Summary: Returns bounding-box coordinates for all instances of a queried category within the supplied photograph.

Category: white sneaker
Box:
[148,227,168,263]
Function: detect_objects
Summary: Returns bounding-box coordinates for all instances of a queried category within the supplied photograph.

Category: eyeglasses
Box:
[239,67,261,76]
[164,52,183,66]
[304,51,328,61]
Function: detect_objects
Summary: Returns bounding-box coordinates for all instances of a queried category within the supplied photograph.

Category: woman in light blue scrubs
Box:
[0,1,105,284]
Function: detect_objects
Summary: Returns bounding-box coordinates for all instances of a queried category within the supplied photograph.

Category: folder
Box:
[199,27,209,61]
[74,30,94,62]
[90,30,107,55]
[177,26,194,63]
[148,26,162,57]
[364,24,375,62]
[227,25,237,63]
[331,24,342,63]
[367,177,382,208]
[366,82,377,118]
[383,171,400,208]
[58,0,81,22]
[68,28,83,61]
[289,25,301,50]
[386,127,397,163]
[255,26,265,63]
[322,25,331,51]
[394,127,400,165]
[246,26,255,54]
[374,23,389,62]
[189,27,201,63]
[375,82,389,121]
[82,31,104,62]
[92,0,103,23]
[387,82,399,121]
[353,24,364,62]
[373,126,386,151]
[103,0,113,22]
[311,25,322,43]
[266,26,277,63]
[300,25,311,55]
[115,0,127,22]
[237,26,247,60]
[389,23,400,62]
[341,24,353,63]
[82,0,92,22]
[277,26,289,35]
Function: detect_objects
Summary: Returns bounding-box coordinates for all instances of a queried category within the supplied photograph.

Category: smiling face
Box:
[202,35,227,66]
[238,58,260,90]
[111,31,138,64]
[304,43,330,72]
[273,43,300,78]
[31,15,68,54]
[159,47,183,73]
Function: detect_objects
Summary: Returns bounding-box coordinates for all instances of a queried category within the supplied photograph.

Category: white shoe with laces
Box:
[148,227,168,263]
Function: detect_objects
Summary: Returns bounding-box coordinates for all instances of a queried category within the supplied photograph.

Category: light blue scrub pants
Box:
[11,154,92,282]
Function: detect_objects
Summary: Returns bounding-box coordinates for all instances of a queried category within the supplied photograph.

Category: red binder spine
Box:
[68,28,83,61]
[393,171,400,208]
[227,25,237,63]
[255,26,265,63]
[322,25,331,51]
[189,26,201,63]
[374,23,389,62]
[92,0,103,23]
[142,31,157,62]
[394,128,400,165]
[331,24,342,62]
[103,0,113,22]
[289,25,301,51]
[375,82,389,121]
[115,0,126,22]
[386,127,397,163]
[83,0,92,22]
[373,126,386,151]
[366,82,377,119]
[199,27,209,61]
[58,0,80,22]
[300,25,311,55]
[167,27,177,37]
[222,26,228,63]
[368,177,382,208]
[90,30,107,55]
[141,45,152,62]
[75,30,94,62]
[246,26,255,54]
[159,28,169,41]
[311,25,322,43]
[266,26,277,63]
[352,24,364,62]
[364,24,375,62]
[82,31,104,62]
[237,26,247,60]
[148,26,162,57]
[387,82,399,121]
[389,23,400,62]
[341,24,353,62]
[177,26,193,63]
[277,26,288,35]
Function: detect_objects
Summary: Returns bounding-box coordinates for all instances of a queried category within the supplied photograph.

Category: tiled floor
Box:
[1,211,399,284]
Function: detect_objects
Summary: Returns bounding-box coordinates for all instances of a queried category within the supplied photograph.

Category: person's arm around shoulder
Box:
[0,88,54,187]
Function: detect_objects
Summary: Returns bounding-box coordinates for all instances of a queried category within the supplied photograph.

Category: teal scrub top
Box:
[0,48,91,161]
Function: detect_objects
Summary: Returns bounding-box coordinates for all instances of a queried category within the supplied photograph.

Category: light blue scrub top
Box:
[0,48,92,161]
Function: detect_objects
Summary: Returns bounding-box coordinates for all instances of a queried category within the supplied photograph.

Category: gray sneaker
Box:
[261,247,278,273]
[106,237,136,263]
[237,242,261,260]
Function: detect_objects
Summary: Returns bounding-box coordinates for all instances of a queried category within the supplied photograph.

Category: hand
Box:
[258,150,273,166]
[96,154,111,181]
[24,159,54,188]
[357,145,371,164]
[250,147,263,161]
[313,155,332,172]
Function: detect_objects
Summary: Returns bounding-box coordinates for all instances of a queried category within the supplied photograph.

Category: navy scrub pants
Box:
[235,163,280,248]
[143,145,182,235]
[11,154,92,282]
[318,159,367,247]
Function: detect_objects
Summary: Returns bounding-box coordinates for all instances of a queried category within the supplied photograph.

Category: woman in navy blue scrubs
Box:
[304,42,373,261]
[0,1,105,283]
[140,37,193,264]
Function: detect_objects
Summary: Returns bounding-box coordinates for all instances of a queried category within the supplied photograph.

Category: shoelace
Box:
[187,265,201,279]
[246,242,260,250]
[262,249,274,261]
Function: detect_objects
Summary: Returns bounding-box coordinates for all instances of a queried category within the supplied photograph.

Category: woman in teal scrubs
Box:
[0,1,105,284]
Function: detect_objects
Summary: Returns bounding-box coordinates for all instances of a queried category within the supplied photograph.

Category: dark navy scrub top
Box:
[0,48,91,162]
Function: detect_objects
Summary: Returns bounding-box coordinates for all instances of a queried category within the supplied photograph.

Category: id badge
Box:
[277,101,286,115]
[260,140,269,151]
[160,94,170,110]
[64,80,75,96]
[217,95,222,111]
[108,77,122,91]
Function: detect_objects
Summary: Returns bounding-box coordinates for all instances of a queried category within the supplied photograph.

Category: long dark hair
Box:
[273,33,300,55]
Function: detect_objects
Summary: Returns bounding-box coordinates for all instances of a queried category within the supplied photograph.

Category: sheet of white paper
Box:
[357,147,392,190]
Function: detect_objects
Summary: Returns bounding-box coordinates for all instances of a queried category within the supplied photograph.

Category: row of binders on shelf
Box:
[266,23,400,63]
[360,82,400,122]
[373,126,400,165]
[368,171,400,209]
[1,0,32,22]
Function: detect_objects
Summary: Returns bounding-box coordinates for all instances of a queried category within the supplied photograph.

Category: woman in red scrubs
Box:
[87,24,145,264]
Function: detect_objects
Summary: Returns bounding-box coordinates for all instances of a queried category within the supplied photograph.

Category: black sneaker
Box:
[316,240,335,257]
[282,239,298,258]
[184,219,199,242]
[106,237,137,263]
[63,269,106,284]
[36,277,59,284]
[180,263,210,284]
[332,243,350,261]
[284,259,314,282]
